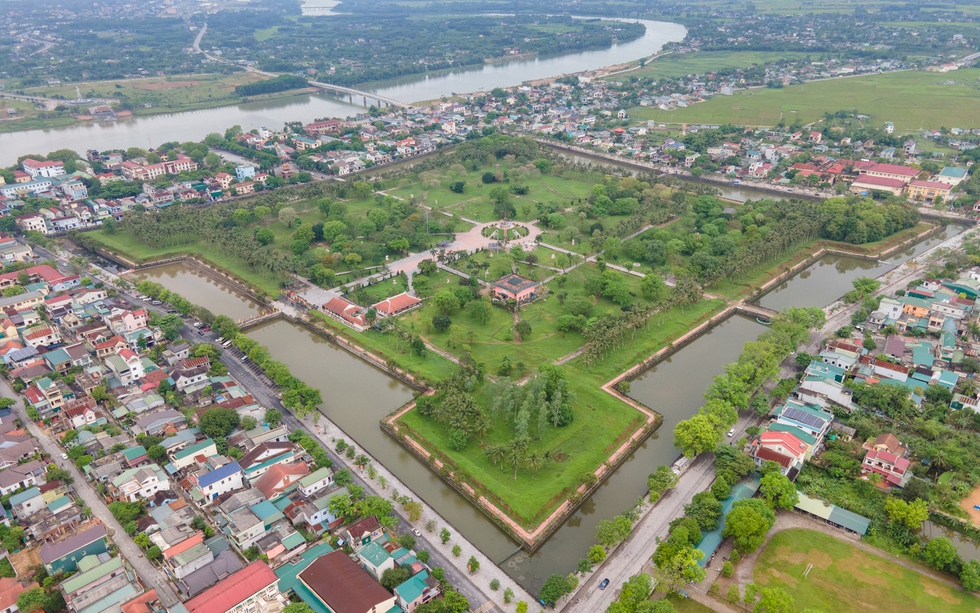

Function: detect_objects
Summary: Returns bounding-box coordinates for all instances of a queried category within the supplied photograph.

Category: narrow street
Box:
[0,378,183,608]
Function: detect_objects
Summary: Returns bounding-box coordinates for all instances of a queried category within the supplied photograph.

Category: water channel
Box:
[922,520,980,563]
[757,225,966,312]
[0,18,686,166]
[124,219,966,592]
[131,263,262,321]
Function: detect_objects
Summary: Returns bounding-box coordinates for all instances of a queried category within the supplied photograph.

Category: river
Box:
[0,18,686,166]
[757,225,966,312]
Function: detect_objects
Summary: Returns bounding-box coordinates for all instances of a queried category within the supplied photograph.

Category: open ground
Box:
[629,69,980,131]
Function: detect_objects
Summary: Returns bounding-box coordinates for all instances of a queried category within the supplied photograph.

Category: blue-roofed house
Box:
[911,342,935,368]
[9,486,43,519]
[193,461,243,506]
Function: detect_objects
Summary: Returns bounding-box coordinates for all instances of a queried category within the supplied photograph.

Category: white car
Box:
[60,453,68,460]
[412,529,421,537]
[727,428,736,438]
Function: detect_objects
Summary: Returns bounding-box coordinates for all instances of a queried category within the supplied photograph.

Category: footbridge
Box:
[735,302,779,321]
[307,81,410,108]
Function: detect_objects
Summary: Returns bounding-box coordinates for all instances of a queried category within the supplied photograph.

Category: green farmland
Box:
[630,69,980,131]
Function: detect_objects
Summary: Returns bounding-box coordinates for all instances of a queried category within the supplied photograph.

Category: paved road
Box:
[193,23,207,53]
[116,282,503,611]
[0,378,182,608]
[563,414,760,613]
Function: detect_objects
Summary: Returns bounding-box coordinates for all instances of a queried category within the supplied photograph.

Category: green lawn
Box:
[308,310,457,383]
[83,228,283,296]
[755,529,980,613]
[396,274,725,525]
[630,69,980,131]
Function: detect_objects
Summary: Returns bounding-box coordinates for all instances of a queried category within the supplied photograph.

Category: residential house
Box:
[298,467,334,498]
[343,516,383,551]
[395,570,440,612]
[110,465,170,502]
[171,439,218,471]
[356,541,394,581]
[9,486,44,520]
[194,461,244,505]
[253,461,309,502]
[862,448,911,487]
[39,525,108,573]
[105,349,145,385]
[0,577,39,613]
[297,551,395,613]
[239,442,297,482]
[184,561,285,613]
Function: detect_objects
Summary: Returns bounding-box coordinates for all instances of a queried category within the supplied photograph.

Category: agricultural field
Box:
[629,69,980,131]
[753,529,980,613]
[613,51,810,81]
[19,72,286,117]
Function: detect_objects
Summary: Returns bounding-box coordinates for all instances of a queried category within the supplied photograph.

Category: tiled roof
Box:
[185,561,278,613]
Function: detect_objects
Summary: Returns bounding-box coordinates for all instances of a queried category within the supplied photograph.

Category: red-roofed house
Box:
[849,174,907,196]
[862,448,911,487]
[0,577,39,613]
[184,561,284,613]
[754,446,796,472]
[322,297,367,329]
[372,292,422,318]
[252,461,310,501]
[93,335,127,359]
[758,430,807,462]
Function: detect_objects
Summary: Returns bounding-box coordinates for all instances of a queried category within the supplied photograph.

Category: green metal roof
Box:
[766,423,816,446]
[9,487,40,506]
[172,542,211,566]
[274,543,335,613]
[299,467,332,488]
[282,532,306,550]
[122,446,147,461]
[827,507,871,535]
[61,556,122,594]
[252,500,285,525]
[358,541,391,568]
[394,571,429,605]
[173,438,216,461]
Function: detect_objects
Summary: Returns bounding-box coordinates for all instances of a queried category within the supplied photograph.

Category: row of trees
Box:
[673,308,825,457]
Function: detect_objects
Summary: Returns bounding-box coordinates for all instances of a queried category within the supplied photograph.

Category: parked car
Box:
[151,300,163,306]
[412,528,421,537]
[727,428,736,438]
[60,453,68,460]
[599,578,610,590]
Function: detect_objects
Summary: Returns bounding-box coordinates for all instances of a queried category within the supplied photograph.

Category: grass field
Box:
[83,228,283,296]
[630,69,980,131]
[754,529,980,613]
[612,51,810,81]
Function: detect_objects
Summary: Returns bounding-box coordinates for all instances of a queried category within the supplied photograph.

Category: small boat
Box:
[756,317,771,325]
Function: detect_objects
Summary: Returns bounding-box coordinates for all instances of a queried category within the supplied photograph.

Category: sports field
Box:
[629,69,980,130]
[754,529,980,613]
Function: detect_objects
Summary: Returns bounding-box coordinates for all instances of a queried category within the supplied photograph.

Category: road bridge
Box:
[307,80,410,108]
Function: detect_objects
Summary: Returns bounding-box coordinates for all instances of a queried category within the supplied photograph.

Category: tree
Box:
[685,491,723,531]
[17,588,49,613]
[673,414,721,458]
[515,604,528,613]
[452,544,462,557]
[759,472,798,510]
[440,528,451,544]
[588,544,607,564]
[924,537,958,571]
[433,291,460,315]
[278,206,298,227]
[240,416,258,431]
[146,546,162,560]
[754,587,796,613]
[961,559,980,591]
[721,499,776,553]
[515,319,531,340]
[539,574,571,605]
[283,604,315,613]
[467,556,480,573]
[607,573,653,613]
[433,314,452,332]
[264,409,283,427]
[648,465,679,502]
[503,588,514,604]
[199,407,240,440]
[147,445,166,461]
[884,497,928,530]
[381,567,411,591]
